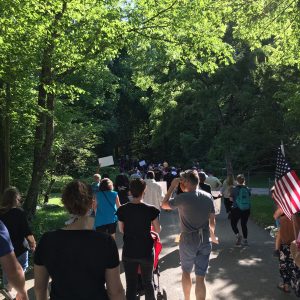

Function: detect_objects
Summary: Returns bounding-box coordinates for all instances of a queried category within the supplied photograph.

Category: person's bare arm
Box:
[209,213,219,244]
[26,234,36,252]
[105,266,125,300]
[273,207,283,220]
[161,178,180,210]
[151,217,161,233]
[34,265,50,300]
[118,221,124,233]
[0,252,28,300]
[115,195,121,208]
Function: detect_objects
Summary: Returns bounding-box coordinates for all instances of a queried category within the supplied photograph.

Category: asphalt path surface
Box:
[2,196,298,300]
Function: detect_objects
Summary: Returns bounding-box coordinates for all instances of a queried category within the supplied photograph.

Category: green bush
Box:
[51,175,74,193]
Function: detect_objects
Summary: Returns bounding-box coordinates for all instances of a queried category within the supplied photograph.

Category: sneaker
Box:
[235,234,242,246]
[242,239,248,246]
[0,289,14,300]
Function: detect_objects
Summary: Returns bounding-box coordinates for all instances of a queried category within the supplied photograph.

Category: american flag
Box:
[273,147,300,220]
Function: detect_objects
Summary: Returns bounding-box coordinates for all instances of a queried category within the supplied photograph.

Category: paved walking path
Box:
[2,200,297,300]
[152,207,298,300]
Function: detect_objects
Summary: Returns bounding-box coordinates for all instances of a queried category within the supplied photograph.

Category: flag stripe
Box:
[291,171,300,198]
[273,146,300,220]
[276,179,293,218]
[281,176,299,214]
[274,180,292,219]
[285,172,300,210]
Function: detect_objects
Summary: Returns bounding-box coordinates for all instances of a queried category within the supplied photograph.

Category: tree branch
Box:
[140,0,179,26]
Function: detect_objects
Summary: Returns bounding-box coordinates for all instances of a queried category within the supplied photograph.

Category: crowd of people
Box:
[0,161,299,299]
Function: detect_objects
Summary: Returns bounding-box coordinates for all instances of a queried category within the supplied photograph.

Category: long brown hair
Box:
[0,187,20,214]
[227,174,234,186]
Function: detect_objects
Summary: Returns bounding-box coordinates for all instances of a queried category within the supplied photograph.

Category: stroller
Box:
[136,231,167,300]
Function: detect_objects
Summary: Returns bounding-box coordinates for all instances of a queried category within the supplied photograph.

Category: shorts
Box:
[96,222,117,234]
[179,232,212,276]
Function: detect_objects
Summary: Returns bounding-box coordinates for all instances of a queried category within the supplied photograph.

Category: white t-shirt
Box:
[143,179,165,210]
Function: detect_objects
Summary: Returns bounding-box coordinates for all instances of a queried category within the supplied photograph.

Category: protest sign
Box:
[98,156,114,167]
[139,160,146,167]
[157,181,167,195]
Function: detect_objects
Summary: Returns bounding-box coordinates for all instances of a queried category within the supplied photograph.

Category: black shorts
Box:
[96,222,117,234]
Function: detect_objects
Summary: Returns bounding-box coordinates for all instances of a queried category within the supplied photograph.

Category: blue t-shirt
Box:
[95,191,118,227]
[0,220,14,257]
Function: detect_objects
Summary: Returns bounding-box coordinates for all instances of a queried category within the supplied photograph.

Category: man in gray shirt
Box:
[161,170,216,300]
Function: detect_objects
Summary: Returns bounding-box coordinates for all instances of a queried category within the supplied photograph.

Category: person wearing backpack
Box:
[230,174,251,246]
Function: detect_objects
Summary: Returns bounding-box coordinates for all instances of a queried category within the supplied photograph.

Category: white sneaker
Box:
[242,239,248,246]
[235,234,242,246]
[0,289,14,300]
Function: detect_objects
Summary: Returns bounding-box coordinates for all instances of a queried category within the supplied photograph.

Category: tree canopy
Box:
[0,0,299,216]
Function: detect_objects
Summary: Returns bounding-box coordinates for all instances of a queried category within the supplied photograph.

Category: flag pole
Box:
[281,141,285,157]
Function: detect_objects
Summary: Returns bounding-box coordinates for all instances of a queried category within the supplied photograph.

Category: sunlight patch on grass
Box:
[48,193,63,206]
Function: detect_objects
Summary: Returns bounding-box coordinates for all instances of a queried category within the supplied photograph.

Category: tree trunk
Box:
[23,2,67,219]
[215,96,234,176]
[0,81,11,199]
[23,47,55,219]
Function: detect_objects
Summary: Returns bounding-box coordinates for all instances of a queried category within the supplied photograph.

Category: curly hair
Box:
[62,180,93,216]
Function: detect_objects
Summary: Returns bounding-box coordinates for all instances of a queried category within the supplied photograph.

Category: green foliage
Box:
[32,206,68,241]
[251,195,275,226]
[50,175,74,193]
[2,0,300,209]
[232,0,300,67]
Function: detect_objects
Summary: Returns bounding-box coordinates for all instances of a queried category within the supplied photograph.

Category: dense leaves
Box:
[0,0,300,215]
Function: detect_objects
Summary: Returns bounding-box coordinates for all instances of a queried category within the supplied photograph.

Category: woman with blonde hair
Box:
[221,174,236,219]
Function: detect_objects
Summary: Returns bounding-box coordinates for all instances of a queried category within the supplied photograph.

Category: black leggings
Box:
[123,256,155,300]
[223,197,232,213]
[230,208,250,239]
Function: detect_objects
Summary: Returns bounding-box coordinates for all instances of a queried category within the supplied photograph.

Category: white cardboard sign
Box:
[139,160,146,167]
[98,156,114,167]
[157,181,167,195]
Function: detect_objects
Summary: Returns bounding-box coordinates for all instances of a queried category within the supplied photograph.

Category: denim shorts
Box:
[179,232,212,276]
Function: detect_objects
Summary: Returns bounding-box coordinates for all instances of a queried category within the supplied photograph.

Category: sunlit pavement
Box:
[3,201,298,300]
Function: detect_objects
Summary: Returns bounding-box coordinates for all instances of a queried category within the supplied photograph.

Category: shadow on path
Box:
[206,205,299,300]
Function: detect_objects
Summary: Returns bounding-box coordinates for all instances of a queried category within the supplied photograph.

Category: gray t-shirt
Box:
[169,190,215,241]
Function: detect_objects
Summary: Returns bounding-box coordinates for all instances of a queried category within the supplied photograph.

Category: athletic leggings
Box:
[223,197,232,213]
[230,208,250,238]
